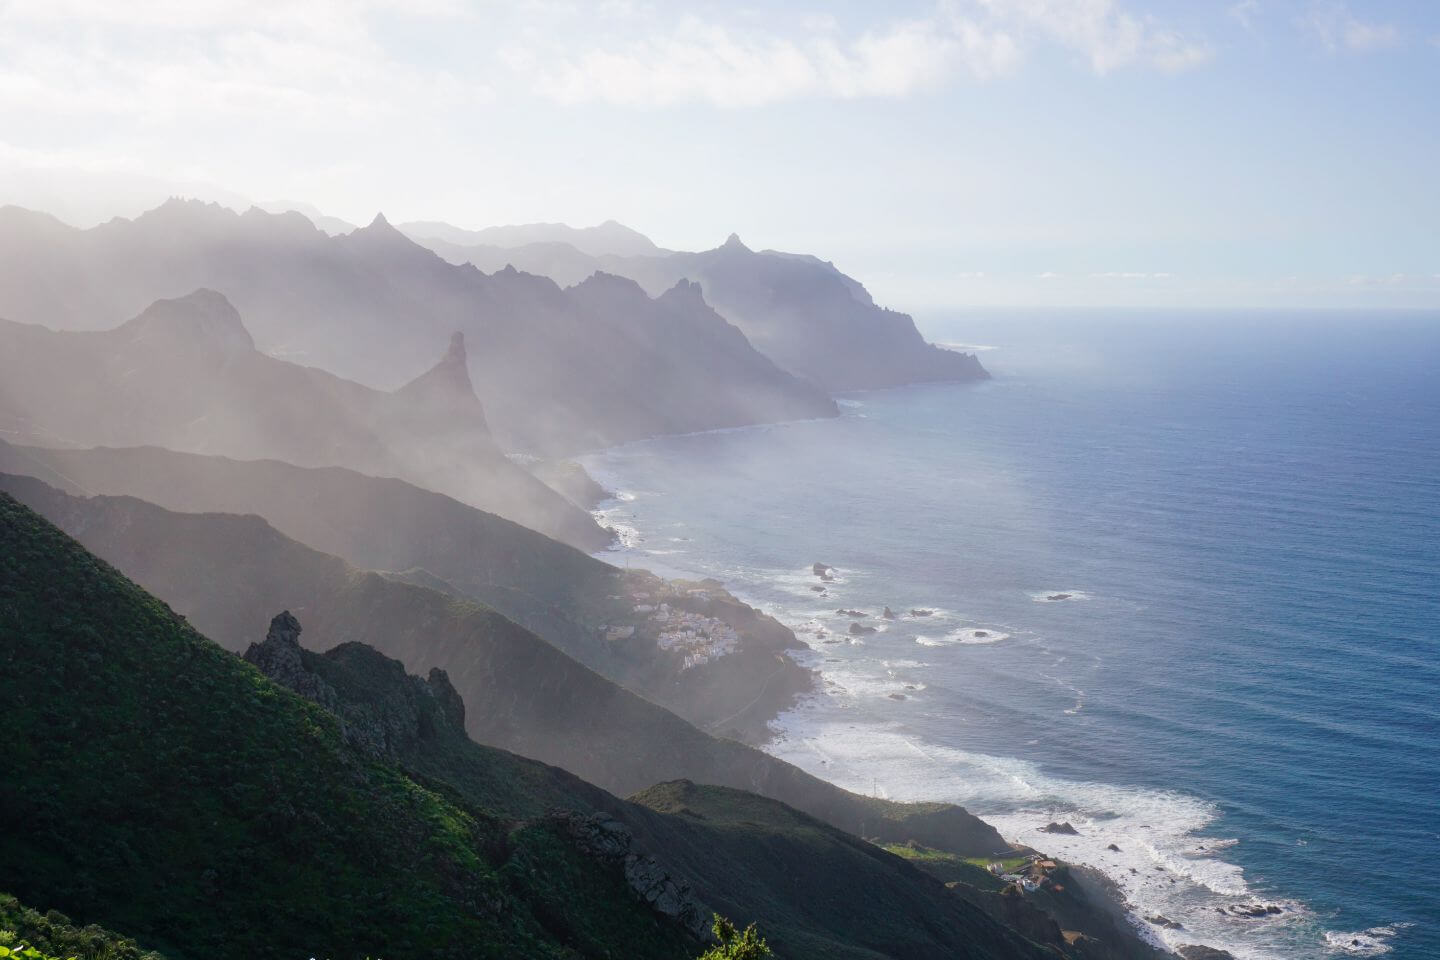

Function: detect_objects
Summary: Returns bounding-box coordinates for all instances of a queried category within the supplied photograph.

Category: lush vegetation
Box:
[880,844,1030,891]
[0,893,164,960]
[697,916,771,960]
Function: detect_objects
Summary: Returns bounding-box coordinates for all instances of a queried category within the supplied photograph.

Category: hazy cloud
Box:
[1228,0,1261,33]
[976,0,1212,73]
[509,10,1020,107]
[1301,3,1401,53]
[511,0,1210,107]
[0,0,487,127]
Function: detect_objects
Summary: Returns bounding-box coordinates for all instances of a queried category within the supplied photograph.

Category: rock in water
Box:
[1041,821,1080,835]
[882,606,897,619]
[1178,947,1237,960]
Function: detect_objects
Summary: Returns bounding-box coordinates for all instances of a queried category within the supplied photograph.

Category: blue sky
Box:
[1,0,1436,309]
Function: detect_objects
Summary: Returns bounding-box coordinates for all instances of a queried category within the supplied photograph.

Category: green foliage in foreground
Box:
[0,893,166,960]
[697,915,771,960]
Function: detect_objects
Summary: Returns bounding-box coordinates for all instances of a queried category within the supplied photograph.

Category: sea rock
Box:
[810,585,826,593]
[1222,903,1284,919]
[1041,821,1079,835]
[910,608,934,617]
[813,562,835,581]
[1047,593,1073,601]
[882,606,898,619]
[1177,946,1236,960]
[1146,915,1184,930]
[838,608,866,617]
[888,693,907,701]
[1107,843,1121,852]
[849,622,878,635]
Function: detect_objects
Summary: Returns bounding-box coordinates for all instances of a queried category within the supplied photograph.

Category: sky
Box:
[2,0,1437,311]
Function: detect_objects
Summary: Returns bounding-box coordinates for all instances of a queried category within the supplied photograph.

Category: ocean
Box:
[582,310,1440,960]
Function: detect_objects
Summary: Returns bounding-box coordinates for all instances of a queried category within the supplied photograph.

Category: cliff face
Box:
[0,200,837,455]
[0,292,608,550]
[417,227,990,392]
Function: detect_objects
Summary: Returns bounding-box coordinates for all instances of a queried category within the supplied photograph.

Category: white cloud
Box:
[974,0,1212,74]
[511,0,1210,107]
[1301,3,1401,53]
[510,11,1020,107]
[0,0,488,129]
[1228,0,1261,33]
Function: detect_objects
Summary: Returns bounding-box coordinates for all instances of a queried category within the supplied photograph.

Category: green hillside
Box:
[0,472,1011,861]
[0,492,695,959]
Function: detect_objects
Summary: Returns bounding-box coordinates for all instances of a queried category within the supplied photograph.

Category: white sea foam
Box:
[766,716,1334,960]
[1032,589,1091,603]
[1323,925,1410,956]
[916,628,1010,646]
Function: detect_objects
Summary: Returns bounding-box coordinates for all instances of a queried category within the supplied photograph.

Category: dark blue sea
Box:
[583,310,1440,960]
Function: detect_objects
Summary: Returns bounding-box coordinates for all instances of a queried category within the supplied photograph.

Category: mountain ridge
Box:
[0,291,608,549]
[0,199,836,455]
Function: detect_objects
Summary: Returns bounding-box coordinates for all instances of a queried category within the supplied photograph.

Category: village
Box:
[600,579,742,671]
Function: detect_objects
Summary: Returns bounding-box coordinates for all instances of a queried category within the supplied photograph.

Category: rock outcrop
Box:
[1177,946,1236,960]
[554,812,712,942]
[244,611,466,761]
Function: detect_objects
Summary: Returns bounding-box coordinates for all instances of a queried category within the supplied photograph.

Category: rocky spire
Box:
[392,331,490,434]
[242,611,337,710]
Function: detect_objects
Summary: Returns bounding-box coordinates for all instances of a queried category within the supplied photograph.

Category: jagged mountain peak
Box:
[120,289,255,354]
[398,330,475,395]
[392,331,491,436]
[720,232,749,252]
[660,277,707,304]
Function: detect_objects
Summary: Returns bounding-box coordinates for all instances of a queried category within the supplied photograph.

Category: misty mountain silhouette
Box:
[0,290,606,548]
[401,217,664,258]
[0,199,835,454]
[413,224,990,391]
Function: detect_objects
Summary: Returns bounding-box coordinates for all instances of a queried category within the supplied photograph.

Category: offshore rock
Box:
[1178,947,1236,960]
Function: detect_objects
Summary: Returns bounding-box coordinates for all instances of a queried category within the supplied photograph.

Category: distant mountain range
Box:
[399,217,665,258]
[407,224,989,392]
[0,291,607,549]
[0,200,837,455]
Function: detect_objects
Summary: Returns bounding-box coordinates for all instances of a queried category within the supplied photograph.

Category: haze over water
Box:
[586,311,1440,960]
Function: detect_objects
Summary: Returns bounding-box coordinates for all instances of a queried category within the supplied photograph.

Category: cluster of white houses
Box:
[603,597,740,670]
